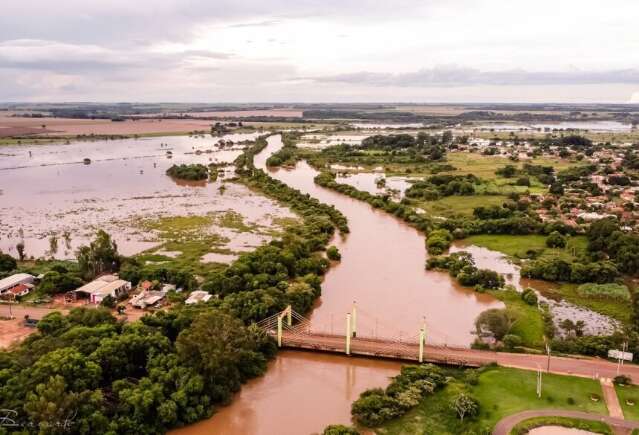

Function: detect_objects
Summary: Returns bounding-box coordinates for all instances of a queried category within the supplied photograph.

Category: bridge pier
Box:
[351,301,357,338]
[277,315,283,347]
[346,313,352,355]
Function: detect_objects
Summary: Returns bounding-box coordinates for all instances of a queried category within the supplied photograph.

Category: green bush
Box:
[546,231,567,248]
[326,246,341,261]
[323,425,359,435]
[166,163,209,181]
[521,288,538,305]
[426,229,453,255]
[503,334,522,349]
[351,364,445,427]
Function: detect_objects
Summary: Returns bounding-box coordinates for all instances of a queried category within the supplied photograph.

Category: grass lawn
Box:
[417,195,508,218]
[464,234,588,260]
[377,366,606,435]
[489,289,545,348]
[615,384,639,421]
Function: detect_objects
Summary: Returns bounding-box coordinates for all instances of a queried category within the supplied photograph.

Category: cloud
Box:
[309,66,639,88]
[0,39,233,73]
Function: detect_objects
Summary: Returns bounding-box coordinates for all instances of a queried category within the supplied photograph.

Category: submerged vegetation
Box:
[166,163,209,181]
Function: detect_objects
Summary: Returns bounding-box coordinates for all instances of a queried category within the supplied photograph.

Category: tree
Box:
[76,230,120,280]
[0,251,17,272]
[450,393,479,421]
[475,309,514,341]
[16,242,26,261]
[176,310,272,402]
[546,231,566,248]
[100,294,116,308]
[326,246,341,261]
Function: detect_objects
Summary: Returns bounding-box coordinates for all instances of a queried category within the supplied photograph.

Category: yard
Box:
[377,366,606,435]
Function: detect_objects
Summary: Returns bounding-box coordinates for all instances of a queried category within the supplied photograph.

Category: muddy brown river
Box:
[173,134,503,435]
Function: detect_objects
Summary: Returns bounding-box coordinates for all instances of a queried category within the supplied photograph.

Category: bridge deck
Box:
[276,331,639,382]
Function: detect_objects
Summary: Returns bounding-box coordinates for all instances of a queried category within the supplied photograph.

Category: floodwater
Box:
[532,120,633,132]
[335,172,414,199]
[174,134,503,435]
[257,135,502,345]
[172,351,401,435]
[469,120,633,132]
[0,132,294,259]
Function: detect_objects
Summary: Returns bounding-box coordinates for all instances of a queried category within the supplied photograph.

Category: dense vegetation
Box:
[0,306,275,434]
[426,252,505,291]
[165,164,209,181]
[350,364,446,427]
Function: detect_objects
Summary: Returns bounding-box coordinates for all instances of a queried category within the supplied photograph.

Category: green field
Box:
[616,384,639,421]
[489,289,545,348]
[444,152,578,180]
[416,194,508,218]
[464,234,588,260]
[378,366,606,435]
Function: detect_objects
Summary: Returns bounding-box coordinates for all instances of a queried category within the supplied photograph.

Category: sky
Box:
[1,0,638,103]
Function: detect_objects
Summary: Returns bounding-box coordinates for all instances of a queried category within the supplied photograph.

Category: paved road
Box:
[280,331,639,384]
[492,409,639,435]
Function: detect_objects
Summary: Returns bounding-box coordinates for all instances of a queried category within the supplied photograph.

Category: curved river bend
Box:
[174,135,503,435]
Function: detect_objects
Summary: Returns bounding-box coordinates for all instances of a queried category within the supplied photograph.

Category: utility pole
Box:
[617,342,628,375]
[346,313,352,355]
[546,342,551,373]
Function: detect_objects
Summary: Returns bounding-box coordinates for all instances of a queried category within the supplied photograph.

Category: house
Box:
[73,275,131,304]
[185,290,212,305]
[8,283,32,298]
[0,273,35,295]
[130,290,167,309]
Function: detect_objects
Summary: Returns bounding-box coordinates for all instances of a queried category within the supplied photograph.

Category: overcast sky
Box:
[1,0,638,103]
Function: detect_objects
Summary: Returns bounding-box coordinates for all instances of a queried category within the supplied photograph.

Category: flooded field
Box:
[467,120,634,133]
[0,114,232,136]
[335,172,414,199]
[0,132,295,260]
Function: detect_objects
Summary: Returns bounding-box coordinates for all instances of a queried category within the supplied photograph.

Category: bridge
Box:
[256,303,481,366]
[257,305,639,382]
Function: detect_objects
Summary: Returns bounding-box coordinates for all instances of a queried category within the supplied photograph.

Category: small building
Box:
[0,273,35,295]
[185,290,212,305]
[130,290,167,309]
[73,275,131,304]
[8,283,32,298]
